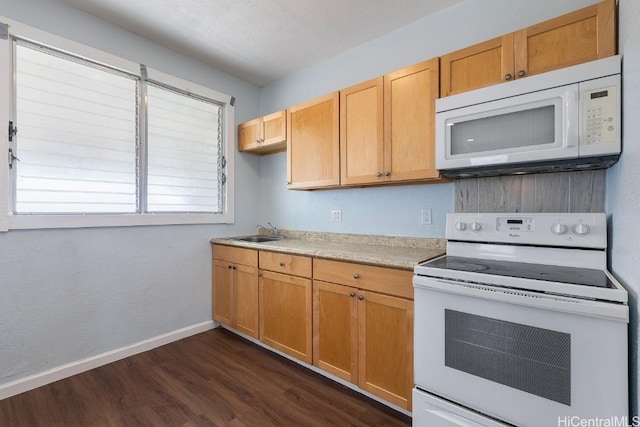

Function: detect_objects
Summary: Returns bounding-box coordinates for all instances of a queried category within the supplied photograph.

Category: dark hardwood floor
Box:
[0,328,411,426]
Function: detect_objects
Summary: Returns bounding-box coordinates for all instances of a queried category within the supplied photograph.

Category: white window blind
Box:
[14,40,138,214]
[146,83,223,213]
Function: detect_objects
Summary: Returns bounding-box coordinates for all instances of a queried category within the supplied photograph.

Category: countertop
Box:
[211,229,446,270]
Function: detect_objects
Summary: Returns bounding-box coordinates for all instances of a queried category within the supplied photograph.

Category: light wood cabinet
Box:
[440,0,615,97]
[212,245,259,338]
[260,270,312,363]
[238,110,287,155]
[259,251,313,363]
[340,77,384,185]
[312,258,414,410]
[287,92,340,189]
[383,58,441,183]
[340,59,441,186]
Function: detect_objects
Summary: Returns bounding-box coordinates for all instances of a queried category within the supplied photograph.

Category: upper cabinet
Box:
[341,59,441,185]
[383,58,441,183]
[238,110,287,155]
[340,77,384,185]
[287,92,340,189]
[440,0,615,97]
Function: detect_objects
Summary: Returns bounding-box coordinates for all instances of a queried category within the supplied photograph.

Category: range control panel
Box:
[446,213,607,249]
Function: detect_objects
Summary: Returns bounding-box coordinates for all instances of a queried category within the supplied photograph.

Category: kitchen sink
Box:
[231,235,285,243]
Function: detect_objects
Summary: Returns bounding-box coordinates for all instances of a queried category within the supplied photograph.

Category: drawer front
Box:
[313,258,413,299]
[212,244,258,267]
[259,251,312,278]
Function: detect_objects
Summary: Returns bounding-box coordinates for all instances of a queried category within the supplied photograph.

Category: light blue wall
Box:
[258,0,598,237]
[0,0,261,386]
[259,153,453,237]
[607,0,640,416]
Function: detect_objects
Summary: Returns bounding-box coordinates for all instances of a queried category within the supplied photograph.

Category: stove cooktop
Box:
[423,256,615,289]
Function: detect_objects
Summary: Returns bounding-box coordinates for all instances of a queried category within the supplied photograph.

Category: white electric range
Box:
[412,213,629,427]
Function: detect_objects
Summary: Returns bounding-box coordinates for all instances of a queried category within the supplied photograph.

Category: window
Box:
[0,20,234,230]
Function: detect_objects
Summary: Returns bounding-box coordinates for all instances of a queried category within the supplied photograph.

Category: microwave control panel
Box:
[582,85,617,145]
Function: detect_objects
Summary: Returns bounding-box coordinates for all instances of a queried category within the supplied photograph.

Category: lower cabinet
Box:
[212,245,259,338]
[313,259,414,410]
[260,270,313,364]
[212,244,414,410]
[258,251,313,364]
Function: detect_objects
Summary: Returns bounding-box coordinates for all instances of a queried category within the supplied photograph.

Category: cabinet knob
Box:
[349,292,355,297]
[384,171,390,177]
[358,295,364,301]
[353,273,360,279]
[227,265,232,269]
[518,70,526,77]
[279,262,285,267]
[232,266,237,270]
[375,172,382,177]
[504,73,513,81]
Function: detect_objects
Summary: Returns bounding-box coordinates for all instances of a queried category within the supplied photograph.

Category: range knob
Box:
[572,223,591,236]
[470,221,482,232]
[551,223,568,235]
[455,222,467,231]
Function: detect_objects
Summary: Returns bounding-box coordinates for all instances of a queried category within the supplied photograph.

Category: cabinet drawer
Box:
[313,259,413,299]
[212,244,258,267]
[259,251,312,278]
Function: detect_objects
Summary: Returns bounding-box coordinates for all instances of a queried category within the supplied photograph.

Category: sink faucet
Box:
[257,222,278,236]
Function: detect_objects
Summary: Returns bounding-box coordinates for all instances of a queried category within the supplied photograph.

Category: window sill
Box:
[4,212,234,231]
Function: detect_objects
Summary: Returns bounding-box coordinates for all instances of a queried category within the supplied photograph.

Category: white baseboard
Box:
[0,320,216,400]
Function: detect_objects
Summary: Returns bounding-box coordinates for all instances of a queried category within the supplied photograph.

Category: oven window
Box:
[445,309,571,405]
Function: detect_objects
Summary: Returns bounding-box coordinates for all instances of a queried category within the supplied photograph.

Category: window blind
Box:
[146,83,223,213]
[14,40,138,214]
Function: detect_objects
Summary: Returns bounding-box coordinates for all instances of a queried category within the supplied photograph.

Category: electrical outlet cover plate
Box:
[331,209,342,222]
[421,209,432,225]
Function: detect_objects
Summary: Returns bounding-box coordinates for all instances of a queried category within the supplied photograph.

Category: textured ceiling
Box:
[62,0,463,86]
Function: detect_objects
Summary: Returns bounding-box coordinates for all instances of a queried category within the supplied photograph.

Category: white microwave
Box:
[435,55,621,178]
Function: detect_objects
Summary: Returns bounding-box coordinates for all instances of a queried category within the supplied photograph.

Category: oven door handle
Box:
[413,276,629,323]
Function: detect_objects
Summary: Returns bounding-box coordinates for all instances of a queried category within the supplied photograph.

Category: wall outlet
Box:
[421,209,432,225]
[331,209,342,222]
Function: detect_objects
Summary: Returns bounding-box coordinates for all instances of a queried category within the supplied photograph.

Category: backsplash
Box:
[454,170,605,213]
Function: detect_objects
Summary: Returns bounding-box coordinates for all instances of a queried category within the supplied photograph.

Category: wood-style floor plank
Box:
[0,328,410,426]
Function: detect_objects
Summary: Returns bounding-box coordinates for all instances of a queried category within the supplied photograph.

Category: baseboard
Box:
[0,320,216,400]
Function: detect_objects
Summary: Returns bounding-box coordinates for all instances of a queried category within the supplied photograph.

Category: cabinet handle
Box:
[349,292,355,297]
[518,70,526,77]
[353,273,360,279]
[384,171,390,177]
[358,295,364,301]
[258,274,262,278]
[279,262,285,267]
[255,139,261,144]
[504,73,513,81]
[375,172,382,177]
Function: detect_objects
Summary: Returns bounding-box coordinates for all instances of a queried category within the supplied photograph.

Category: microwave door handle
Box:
[565,90,580,147]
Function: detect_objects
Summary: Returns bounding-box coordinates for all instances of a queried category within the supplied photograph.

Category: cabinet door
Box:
[358,291,413,410]
[260,271,312,363]
[212,260,234,326]
[440,35,515,97]
[262,110,287,146]
[287,92,340,189]
[340,77,384,185]
[238,118,262,152]
[383,58,441,182]
[234,264,259,338]
[312,281,358,383]
[514,0,615,79]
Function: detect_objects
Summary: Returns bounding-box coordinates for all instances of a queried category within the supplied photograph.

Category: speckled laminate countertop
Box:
[211,229,446,270]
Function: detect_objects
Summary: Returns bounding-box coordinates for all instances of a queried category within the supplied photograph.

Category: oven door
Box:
[413,275,628,427]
